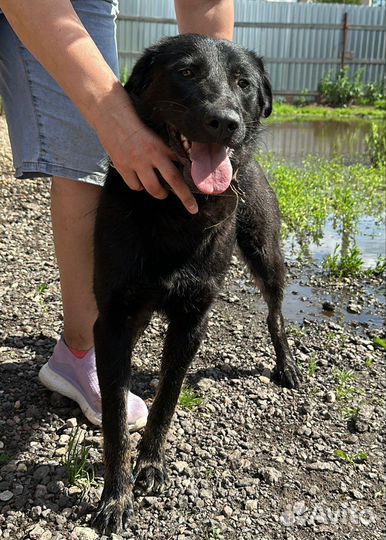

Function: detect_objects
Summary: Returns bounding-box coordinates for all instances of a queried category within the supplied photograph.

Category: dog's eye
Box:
[179,68,194,78]
[238,78,250,89]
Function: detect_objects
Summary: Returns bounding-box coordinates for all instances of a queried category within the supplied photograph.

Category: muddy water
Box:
[263,120,372,163]
[260,120,385,328]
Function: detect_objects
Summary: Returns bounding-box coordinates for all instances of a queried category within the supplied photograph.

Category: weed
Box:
[334,449,368,466]
[365,357,374,369]
[287,324,306,338]
[64,428,96,496]
[179,386,204,410]
[365,122,386,168]
[34,283,49,311]
[318,67,385,107]
[257,154,385,261]
[206,527,224,540]
[307,355,319,378]
[373,337,386,349]
[333,368,357,400]
[342,405,360,423]
[271,102,385,121]
[323,244,363,278]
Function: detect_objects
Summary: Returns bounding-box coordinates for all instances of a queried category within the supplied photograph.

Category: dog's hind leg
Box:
[92,300,152,534]
[236,207,302,389]
[134,302,211,496]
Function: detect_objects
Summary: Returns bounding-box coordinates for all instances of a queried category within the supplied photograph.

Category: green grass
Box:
[270,102,385,122]
[334,449,368,467]
[179,386,204,410]
[342,405,360,423]
[323,244,363,278]
[373,337,386,350]
[257,153,385,266]
[34,282,49,311]
[333,368,358,400]
[206,528,224,540]
[64,428,96,496]
[307,355,319,378]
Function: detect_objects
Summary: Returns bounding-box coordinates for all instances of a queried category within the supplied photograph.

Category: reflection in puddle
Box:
[263,120,373,164]
[285,215,385,269]
[257,119,385,328]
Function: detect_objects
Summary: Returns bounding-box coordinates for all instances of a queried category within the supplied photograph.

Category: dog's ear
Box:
[247,52,273,119]
[124,46,158,95]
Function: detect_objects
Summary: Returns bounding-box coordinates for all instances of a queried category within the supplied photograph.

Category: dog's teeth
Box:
[180,133,188,143]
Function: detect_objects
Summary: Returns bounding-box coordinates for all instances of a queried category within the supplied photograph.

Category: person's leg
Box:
[50,176,101,351]
[0,5,148,429]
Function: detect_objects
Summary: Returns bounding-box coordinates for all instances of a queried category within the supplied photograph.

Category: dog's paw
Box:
[92,492,134,535]
[273,359,303,389]
[133,460,168,496]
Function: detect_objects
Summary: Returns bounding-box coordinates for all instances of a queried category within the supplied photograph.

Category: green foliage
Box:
[206,528,224,540]
[179,386,204,410]
[373,337,386,350]
[342,405,360,423]
[258,154,385,259]
[323,244,363,278]
[271,101,385,122]
[307,355,319,378]
[367,256,386,276]
[365,122,386,168]
[64,428,96,496]
[318,67,385,108]
[334,449,368,466]
[333,368,364,401]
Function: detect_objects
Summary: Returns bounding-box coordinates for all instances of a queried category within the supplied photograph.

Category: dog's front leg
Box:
[134,307,210,496]
[236,207,302,389]
[92,313,138,535]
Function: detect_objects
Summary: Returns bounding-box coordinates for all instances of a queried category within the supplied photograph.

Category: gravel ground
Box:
[0,115,385,540]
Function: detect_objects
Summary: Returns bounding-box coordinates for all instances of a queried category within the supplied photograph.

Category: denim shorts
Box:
[0,0,119,185]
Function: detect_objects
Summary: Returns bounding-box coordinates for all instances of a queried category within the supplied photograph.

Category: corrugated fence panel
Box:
[117,0,386,97]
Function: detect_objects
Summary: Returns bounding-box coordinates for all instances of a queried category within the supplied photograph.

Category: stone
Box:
[259,467,282,485]
[0,490,13,502]
[347,303,362,314]
[173,461,189,474]
[72,527,99,540]
[245,499,258,511]
[66,418,78,428]
[322,301,335,312]
[197,378,213,391]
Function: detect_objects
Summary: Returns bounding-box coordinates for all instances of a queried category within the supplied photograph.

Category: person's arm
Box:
[175,0,234,40]
[0,0,198,213]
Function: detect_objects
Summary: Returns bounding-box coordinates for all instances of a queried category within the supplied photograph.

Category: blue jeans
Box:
[0,0,119,185]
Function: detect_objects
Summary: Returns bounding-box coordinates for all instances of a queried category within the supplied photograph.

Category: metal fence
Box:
[117,0,386,97]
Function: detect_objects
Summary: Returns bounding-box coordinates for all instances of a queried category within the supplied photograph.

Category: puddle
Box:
[263,120,373,164]
[285,215,385,270]
[257,119,385,329]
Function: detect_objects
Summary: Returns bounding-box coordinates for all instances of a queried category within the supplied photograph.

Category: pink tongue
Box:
[190,142,232,195]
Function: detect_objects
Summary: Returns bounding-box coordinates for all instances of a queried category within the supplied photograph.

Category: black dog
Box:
[92,34,302,534]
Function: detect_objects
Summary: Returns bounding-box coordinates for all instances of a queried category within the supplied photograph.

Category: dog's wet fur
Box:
[92,34,302,534]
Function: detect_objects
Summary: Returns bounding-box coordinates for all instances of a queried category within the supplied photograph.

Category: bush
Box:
[318,68,385,107]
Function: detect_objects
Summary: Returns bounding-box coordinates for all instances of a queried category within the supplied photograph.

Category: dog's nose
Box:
[204,109,240,140]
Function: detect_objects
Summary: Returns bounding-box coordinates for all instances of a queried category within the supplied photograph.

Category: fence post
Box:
[341,12,349,71]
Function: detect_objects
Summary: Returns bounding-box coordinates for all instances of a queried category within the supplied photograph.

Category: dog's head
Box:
[126,34,272,195]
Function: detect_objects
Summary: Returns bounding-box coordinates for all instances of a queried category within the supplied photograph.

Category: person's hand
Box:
[94,85,198,214]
